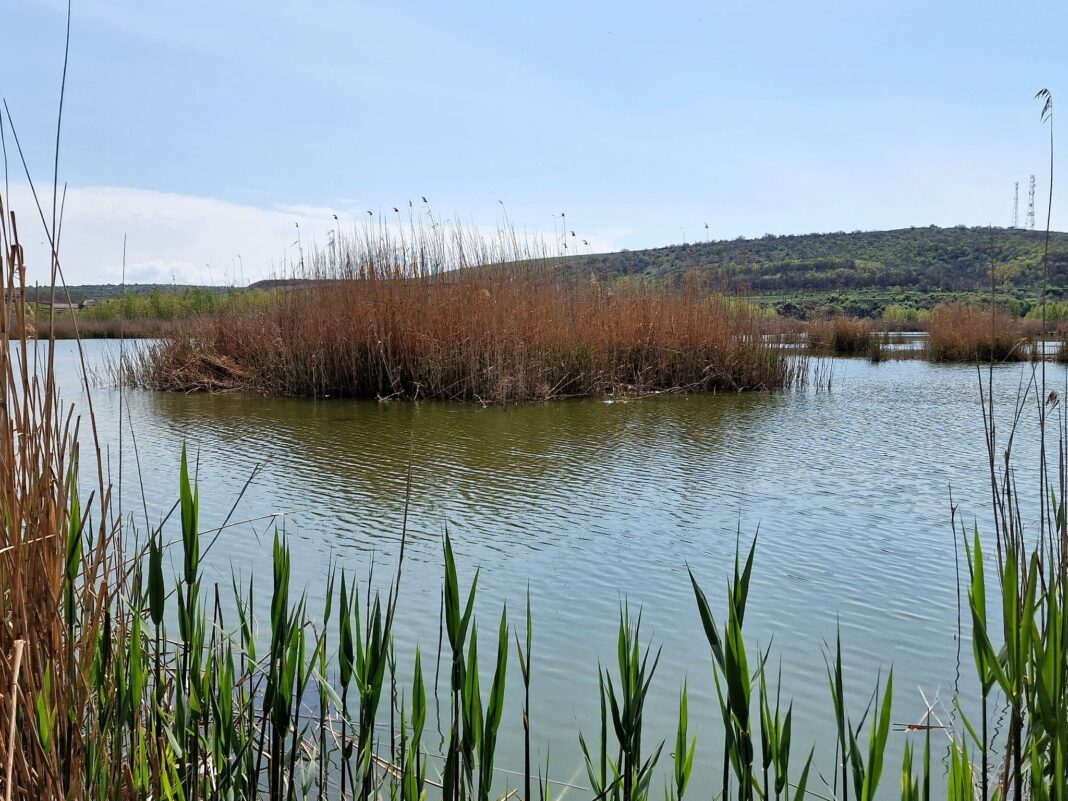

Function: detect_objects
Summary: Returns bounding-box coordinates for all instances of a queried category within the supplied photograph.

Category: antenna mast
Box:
[1012,182,1019,228]
[1026,175,1036,230]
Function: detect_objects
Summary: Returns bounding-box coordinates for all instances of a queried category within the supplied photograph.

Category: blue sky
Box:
[3,0,1066,283]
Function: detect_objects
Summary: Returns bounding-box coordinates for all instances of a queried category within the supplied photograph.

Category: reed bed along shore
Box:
[49,315,176,339]
[123,225,801,402]
[799,304,1059,364]
[1,196,121,799]
[96,281,1066,373]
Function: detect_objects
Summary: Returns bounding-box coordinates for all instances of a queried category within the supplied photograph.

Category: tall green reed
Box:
[580,607,662,801]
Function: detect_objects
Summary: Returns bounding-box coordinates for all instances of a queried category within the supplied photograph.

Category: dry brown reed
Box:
[925,302,1031,362]
[0,194,120,799]
[126,225,800,402]
[807,316,873,356]
[756,315,807,342]
[875,319,928,334]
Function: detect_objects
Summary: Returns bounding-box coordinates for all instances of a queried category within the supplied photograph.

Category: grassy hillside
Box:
[571,225,1068,293]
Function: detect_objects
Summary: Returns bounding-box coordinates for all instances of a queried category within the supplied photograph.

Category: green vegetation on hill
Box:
[567,225,1068,316]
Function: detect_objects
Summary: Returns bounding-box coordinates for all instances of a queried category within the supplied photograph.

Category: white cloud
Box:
[2,183,628,287]
[4,183,361,285]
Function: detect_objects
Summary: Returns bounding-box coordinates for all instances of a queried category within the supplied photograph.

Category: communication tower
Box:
[1026,175,1037,230]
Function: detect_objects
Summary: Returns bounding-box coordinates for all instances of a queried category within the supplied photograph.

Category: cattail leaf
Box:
[149,534,165,627]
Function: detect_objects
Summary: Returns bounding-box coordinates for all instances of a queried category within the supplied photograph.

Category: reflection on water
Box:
[49,340,1068,797]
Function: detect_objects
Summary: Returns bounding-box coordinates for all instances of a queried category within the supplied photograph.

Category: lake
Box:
[50,339,1065,798]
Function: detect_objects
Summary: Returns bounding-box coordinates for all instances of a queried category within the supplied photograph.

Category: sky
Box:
[2,0,1066,285]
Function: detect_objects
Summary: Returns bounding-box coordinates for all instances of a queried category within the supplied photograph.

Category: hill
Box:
[568,225,1068,295]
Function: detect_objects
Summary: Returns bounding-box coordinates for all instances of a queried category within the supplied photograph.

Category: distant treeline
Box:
[569,225,1068,296]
